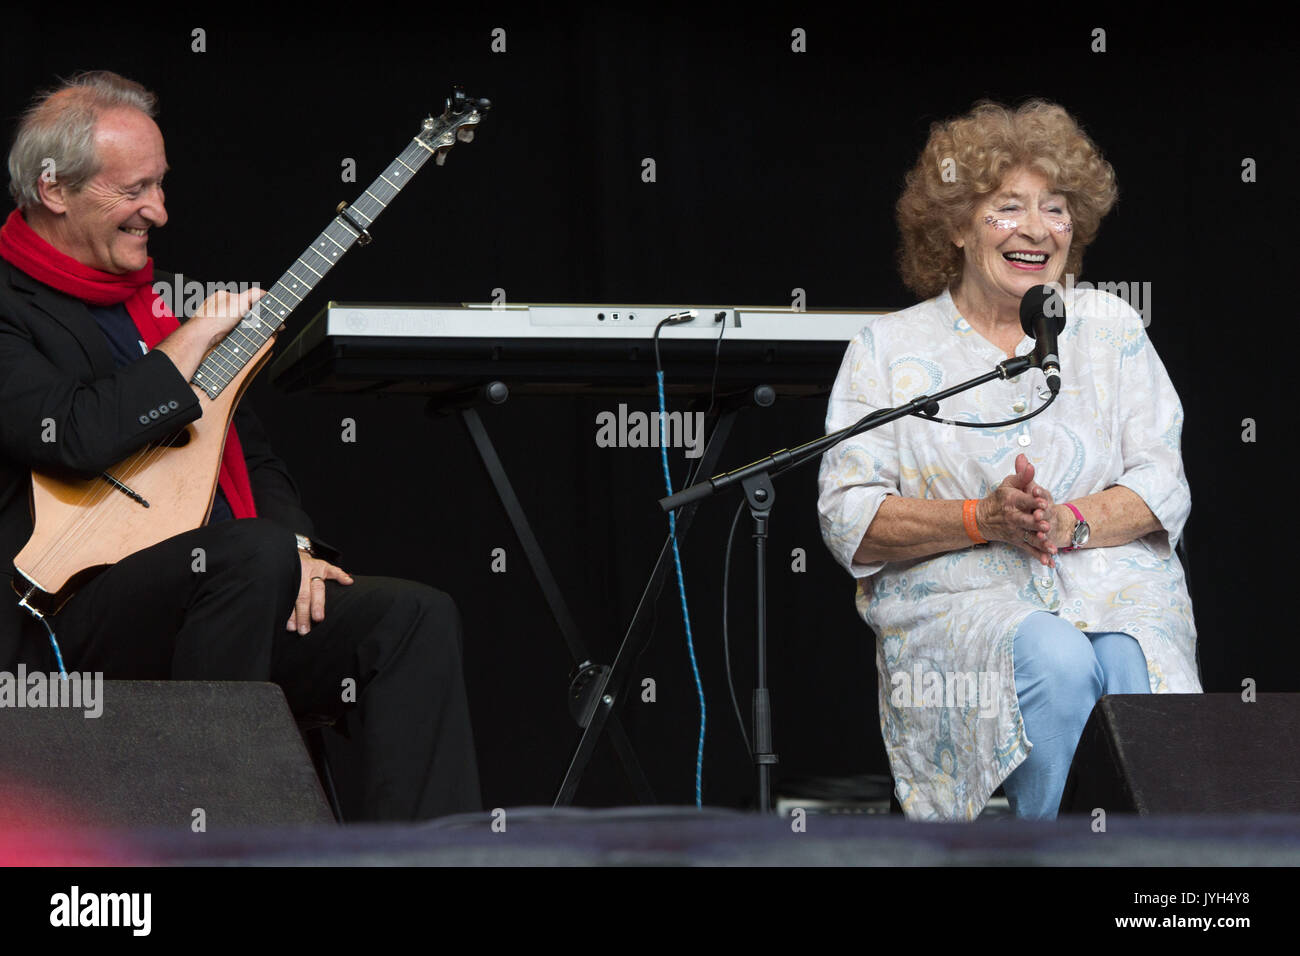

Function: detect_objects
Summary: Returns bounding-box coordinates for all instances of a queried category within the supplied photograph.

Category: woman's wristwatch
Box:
[1062,503,1090,551]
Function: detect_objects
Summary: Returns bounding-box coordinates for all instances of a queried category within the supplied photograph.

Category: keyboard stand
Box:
[553,402,743,806]
[429,383,759,805]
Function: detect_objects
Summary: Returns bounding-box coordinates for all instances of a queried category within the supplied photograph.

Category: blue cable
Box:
[41,619,68,680]
[656,369,706,807]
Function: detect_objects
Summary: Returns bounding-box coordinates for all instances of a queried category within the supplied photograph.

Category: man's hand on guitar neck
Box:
[155,286,267,381]
[287,550,355,635]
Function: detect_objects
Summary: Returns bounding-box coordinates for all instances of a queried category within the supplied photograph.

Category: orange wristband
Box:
[963,499,987,544]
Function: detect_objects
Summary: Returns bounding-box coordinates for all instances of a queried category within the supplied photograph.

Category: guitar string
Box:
[30,429,176,589]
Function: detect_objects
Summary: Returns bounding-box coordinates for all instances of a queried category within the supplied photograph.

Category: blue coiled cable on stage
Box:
[652,308,708,808]
[655,367,705,807]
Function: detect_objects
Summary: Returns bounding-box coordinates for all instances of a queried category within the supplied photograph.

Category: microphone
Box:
[1019,285,1066,394]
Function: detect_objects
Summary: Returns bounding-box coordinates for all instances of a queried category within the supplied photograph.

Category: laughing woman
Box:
[818,100,1200,820]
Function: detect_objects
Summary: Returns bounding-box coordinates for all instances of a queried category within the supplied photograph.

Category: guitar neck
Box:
[191,137,441,400]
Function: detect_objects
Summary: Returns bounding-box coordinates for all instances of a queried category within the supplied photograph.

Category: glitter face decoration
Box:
[984,214,1072,233]
[977,214,1071,231]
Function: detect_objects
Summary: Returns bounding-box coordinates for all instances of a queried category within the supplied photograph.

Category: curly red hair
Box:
[896,99,1119,299]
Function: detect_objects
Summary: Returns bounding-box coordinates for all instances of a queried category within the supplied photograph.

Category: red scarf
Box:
[0,208,257,518]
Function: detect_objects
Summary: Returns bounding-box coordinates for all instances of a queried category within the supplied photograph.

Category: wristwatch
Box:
[294,533,316,557]
[1062,503,1089,551]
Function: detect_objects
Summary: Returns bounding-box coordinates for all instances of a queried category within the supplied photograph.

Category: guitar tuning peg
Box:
[436,150,447,167]
[446,89,491,114]
[457,129,474,143]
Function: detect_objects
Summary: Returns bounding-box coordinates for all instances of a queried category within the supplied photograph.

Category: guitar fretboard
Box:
[192,136,443,399]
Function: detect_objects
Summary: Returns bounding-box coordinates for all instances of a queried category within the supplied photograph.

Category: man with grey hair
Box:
[0,71,481,822]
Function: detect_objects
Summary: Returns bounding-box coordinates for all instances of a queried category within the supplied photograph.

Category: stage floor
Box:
[5,806,1300,866]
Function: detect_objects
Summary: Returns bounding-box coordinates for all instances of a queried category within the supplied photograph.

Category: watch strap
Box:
[1062,503,1085,551]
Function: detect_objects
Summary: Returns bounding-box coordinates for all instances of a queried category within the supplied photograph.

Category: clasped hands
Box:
[975,453,1072,568]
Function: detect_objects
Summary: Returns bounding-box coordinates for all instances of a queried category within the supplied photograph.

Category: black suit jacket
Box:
[0,259,334,670]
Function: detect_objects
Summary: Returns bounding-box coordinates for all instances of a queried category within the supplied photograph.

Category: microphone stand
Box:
[658,353,1037,812]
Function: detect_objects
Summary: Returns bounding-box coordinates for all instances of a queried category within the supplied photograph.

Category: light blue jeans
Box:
[1000,611,1150,819]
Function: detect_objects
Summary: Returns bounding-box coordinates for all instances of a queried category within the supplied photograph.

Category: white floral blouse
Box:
[817,287,1201,820]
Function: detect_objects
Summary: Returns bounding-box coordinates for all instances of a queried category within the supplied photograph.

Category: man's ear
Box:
[35,174,70,215]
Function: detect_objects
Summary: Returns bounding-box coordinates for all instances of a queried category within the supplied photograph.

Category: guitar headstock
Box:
[416,88,491,165]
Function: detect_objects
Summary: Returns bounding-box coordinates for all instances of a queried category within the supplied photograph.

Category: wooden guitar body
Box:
[13,336,275,614]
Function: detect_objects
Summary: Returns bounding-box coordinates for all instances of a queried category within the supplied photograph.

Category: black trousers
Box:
[41,518,481,822]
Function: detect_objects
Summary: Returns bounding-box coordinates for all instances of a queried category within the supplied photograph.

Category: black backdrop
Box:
[3,5,1292,810]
